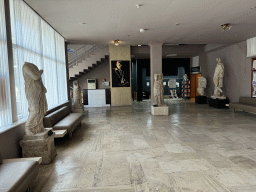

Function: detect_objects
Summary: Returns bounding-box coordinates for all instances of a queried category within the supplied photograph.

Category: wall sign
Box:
[67,48,74,53]
[191,66,200,73]
[111,60,130,87]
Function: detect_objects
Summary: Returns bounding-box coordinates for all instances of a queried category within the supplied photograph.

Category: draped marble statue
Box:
[153,73,165,106]
[212,58,225,99]
[73,81,83,109]
[197,76,207,96]
[22,62,48,136]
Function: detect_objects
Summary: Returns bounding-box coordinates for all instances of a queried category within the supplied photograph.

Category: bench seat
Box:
[53,113,84,137]
[0,152,39,192]
[44,105,84,138]
[229,97,256,114]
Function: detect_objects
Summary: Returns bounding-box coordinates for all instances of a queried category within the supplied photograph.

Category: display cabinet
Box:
[182,79,190,99]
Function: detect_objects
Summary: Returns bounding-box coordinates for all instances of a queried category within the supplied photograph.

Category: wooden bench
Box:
[229,97,256,114]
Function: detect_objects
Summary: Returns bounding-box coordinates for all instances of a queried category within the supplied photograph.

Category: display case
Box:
[182,79,190,99]
[252,58,256,97]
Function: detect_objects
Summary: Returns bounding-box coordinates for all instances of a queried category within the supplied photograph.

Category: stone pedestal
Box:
[195,96,208,104]
[72,108,84,113]
[20,128,57,165]
[208,97,229,109]
[151,106,169,115]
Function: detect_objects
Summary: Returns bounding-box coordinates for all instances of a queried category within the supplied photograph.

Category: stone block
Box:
[151,106,169,116]
[20,128,57,165]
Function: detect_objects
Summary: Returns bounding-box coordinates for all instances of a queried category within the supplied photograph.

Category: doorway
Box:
[190,73,201,98]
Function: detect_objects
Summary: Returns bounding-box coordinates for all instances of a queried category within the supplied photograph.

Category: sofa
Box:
[0,152,39,192]
[229,97,256,113]
[43,105,84,138]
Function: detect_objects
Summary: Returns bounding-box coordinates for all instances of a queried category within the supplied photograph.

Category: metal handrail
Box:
[68,45,107,68]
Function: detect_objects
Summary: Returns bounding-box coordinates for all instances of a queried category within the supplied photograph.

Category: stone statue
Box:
[153,73,165,106]
[197,76,207,96]
[183,74,188,81]
[73,81,83,109]
[212,58,225,99]
[22,62,48,136]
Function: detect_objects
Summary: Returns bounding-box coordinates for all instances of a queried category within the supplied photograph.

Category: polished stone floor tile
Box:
[32,100,256,191]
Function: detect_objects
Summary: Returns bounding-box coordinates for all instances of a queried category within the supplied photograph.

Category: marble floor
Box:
[32,99,256,192]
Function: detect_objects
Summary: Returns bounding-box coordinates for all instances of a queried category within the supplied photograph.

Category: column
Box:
[109,45,132,106]
[149,42,163,105]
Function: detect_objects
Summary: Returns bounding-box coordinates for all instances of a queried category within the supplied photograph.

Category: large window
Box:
[0,0,12,127]
[10,0,67,119]
[0,0,67,129]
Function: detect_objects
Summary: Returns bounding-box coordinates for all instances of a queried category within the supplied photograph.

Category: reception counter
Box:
[83,89,110,107]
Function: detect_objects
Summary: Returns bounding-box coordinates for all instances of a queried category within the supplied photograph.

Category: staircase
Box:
[68,45,109,81]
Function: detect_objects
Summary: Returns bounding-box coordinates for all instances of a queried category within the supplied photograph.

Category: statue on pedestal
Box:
[153,73,165,106]
[72,81,83,110]
[212,58,226,99]
[197,76,207,96]
[22,62,48,136]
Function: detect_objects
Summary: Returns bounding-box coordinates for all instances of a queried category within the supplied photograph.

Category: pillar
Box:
[109,45,132,106]
[149,42,163,105]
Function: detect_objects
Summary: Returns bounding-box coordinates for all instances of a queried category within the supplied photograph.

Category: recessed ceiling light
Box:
[166,54,177,57]
[136,4,140,8]
[138,45,142,46]
[140,29,146,33]
[81,23,86,25]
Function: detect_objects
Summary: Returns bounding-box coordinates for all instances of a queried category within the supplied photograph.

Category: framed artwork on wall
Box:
[111,60,130,87]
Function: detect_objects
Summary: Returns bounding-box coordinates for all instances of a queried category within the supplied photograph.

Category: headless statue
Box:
[153,73,165,106]
[73,81,83,109]
[23,62,48,136]
[212,58,225,99]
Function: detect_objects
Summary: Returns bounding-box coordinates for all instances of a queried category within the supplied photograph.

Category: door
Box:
[190,74,201,98]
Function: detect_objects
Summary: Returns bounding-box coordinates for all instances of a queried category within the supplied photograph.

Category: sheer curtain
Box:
[0,0,12,127]
[55,32,68,103]
[41,20,58,109]
[10,0,68,120]
[11,0,42,119]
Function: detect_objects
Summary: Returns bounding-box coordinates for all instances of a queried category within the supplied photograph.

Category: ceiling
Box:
[25,0,256,45]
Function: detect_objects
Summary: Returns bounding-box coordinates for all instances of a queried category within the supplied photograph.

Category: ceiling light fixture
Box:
[136,4,140,8]
[140,29,146,33]
[221,23,232,31]
[113,39,120,46]
[138,45,141,46]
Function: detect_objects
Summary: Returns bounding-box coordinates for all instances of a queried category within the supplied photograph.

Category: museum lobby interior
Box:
[1,0,256,191]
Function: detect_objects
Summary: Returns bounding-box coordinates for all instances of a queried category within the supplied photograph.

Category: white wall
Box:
[200,41,251,102]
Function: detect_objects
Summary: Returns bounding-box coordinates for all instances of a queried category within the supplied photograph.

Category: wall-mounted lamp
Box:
[221,23,232,31]
[113,39,120,46]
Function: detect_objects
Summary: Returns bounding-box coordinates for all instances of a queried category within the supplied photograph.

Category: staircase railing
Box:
[68,45,108,68]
